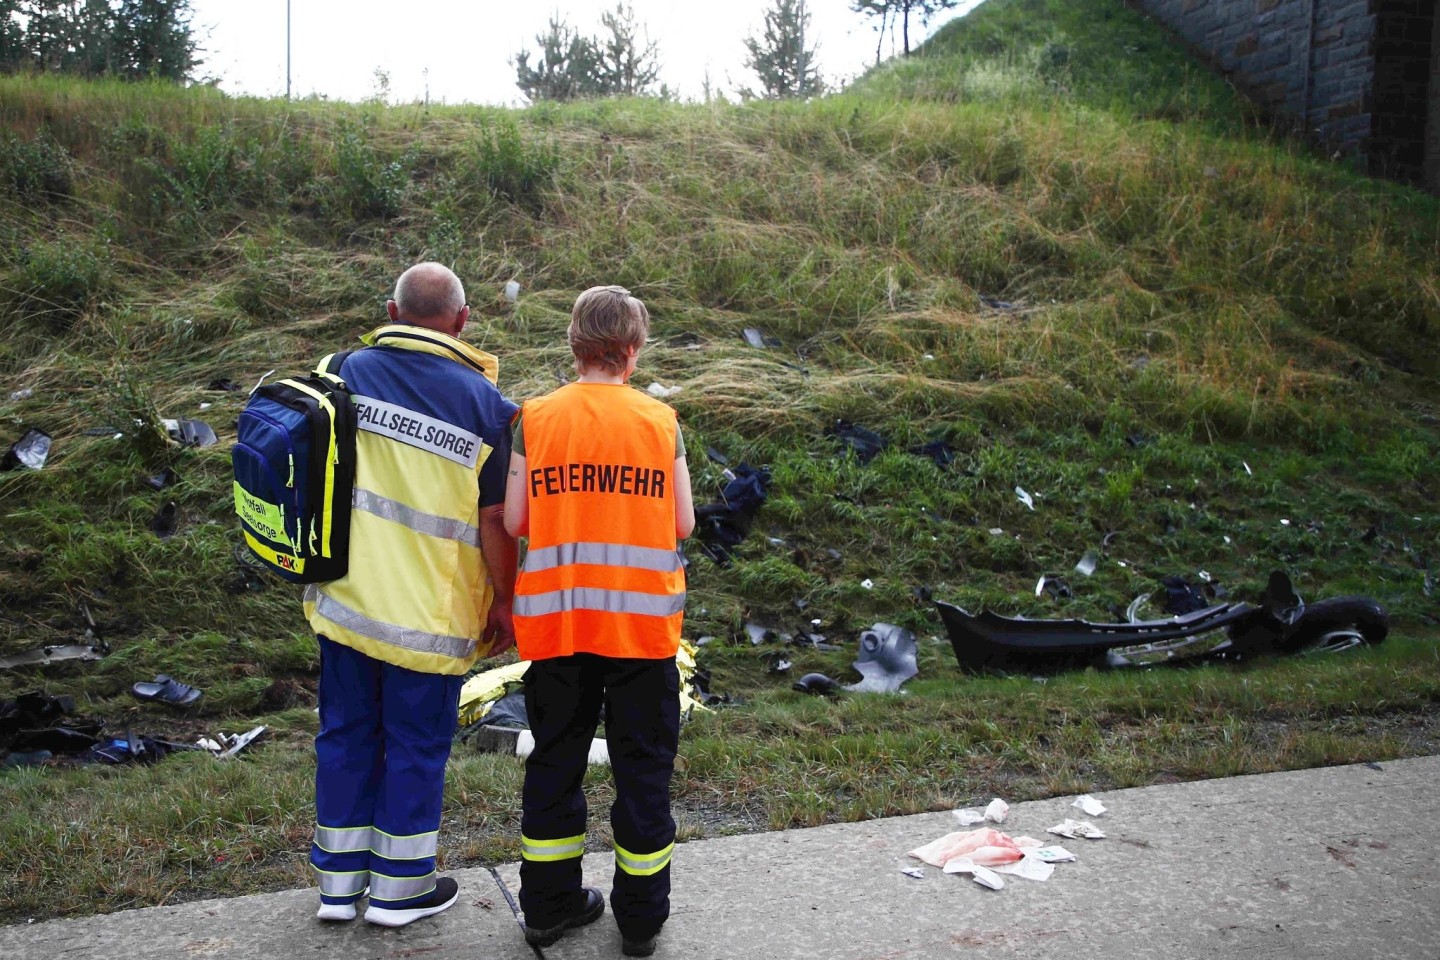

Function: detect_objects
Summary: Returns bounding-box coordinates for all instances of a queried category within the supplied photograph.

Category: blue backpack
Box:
[232,352,358,583]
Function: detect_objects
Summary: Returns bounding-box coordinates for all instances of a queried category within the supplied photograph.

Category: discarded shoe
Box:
[130,675,201,706]
[524,886,605,947]
[623,935,658,957]
[364,877,458,927]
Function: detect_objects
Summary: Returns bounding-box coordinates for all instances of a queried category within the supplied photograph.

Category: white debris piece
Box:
[861,579,874,590]
[1075,550,1099,577]
[983,798,1009,823]
[1015,486,1035,510]
[952,808,986,826]
[646,382,682,399]
[993,855,1055,882]
[1243,461,1252,476]
[1047,819,1106,840]
[1030,846,1077,863]
[900,867,925,879]
[1072,794,1107,817]
[943,858,1005,890]
[504,280,521,302]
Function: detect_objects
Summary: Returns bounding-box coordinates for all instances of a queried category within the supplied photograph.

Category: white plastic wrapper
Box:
[1072,794,1107,817]
[646,382,682,399]
[983,798,1009,823]
[1015,486,1035,510]
[952,808,986,826]
[1047,819,1106,840]
[504,280,521,302]
[900,867,925,879]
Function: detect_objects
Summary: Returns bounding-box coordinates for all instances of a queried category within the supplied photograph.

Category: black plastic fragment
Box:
[792,672,842,696]
[206,378,243,392]
[150,501,180,538]
[829,420,887,464]
[163,418,218,448]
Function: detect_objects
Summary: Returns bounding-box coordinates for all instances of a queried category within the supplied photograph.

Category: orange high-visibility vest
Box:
[513,383,685,661]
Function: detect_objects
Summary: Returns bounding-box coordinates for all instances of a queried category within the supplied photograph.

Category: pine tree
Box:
[513,14,602,103]
[595,2,659,96]
[114,0,198,81]
[850,0,958,58]
[743,0,824,100]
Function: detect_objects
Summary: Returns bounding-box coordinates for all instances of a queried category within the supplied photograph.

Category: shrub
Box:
[327,122,410,220]
[466,118,560,210]
[0,132,74,202]
[5,241,111,331]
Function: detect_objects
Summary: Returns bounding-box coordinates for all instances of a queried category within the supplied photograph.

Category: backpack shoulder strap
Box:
[314,349,358,385]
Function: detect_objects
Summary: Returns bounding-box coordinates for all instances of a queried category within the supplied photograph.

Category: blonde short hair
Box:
[568,285,649,375]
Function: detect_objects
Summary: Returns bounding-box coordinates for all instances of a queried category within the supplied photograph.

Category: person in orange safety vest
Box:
[504,285,695,958]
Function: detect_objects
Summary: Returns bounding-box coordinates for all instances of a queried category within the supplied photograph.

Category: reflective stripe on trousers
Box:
[372,829,439,861]
[370,871,436,903]
[614,840,674,877]
[514,587,685,618]
[314,825,371,854]
[521,833,586,862]
[312,866,369,898]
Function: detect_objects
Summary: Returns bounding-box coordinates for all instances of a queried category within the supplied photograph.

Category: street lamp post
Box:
[286,0,291,100]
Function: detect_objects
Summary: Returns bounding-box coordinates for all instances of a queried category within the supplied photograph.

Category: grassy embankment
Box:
[1,0,1437,923]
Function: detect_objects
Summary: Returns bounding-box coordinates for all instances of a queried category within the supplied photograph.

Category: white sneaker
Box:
[316,885,368,921]
[364,877,459,928]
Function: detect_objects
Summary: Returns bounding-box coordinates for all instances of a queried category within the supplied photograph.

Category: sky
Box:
[187,1,986,106]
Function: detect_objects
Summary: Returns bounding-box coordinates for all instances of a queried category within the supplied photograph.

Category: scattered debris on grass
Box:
[3,428,51,470]
[130,674,202,707]
[1014,486,1034,510]
[150,501,179,538]
[694,463,770,565]
[792,672,842,696]
[845,623,918,694]
[162,418,218,448]
[829,420,887,464]
[0,643,108,670]
[646,382,682,399]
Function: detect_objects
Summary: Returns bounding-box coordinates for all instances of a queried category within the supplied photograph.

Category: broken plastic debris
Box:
[646,382,682,399]
[0,644,107,670]
[953,808,986,826]
[846,624,919,694]
[1015,486,1034,510]
[196,737,222,752]
[792,672,842,696]
[504,280,520,302]
[150,501,179,539]
[1031,846,1076,863]
[146,467,180,491]
[219,725,267,758]
[1280,518,1291,526]
[1075,550,1099,577]
[860,578,875,590]
[900,867,925,879]
[206,378,242,392]
[1047,819,1106,840]
[742,327,780,349]
[9,388,33,401]
[162,418,218,448]
[983,798,1009,823]
[3,428,52,470]
[1072,795,1106,817]
[1035,575,1072,600]
[198,402,212,411]
[1243,461,1252,475]
[988,528,1004,536]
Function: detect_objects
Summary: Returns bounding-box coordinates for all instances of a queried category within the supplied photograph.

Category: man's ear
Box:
[386,299,400,322]
[453,304,470,335]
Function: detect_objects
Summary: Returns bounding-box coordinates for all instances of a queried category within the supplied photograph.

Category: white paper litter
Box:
[646,382,682,399]
[1075,550,1099,576]
[504,280,521,302]
[860,578,874,589]
[1243,461,1252,475]
[993,855,1054,882]
[983,798,1009,823]
[952,809,986,826]
[943,858,1005,890]
[1030,846,1077,863]
[1072,794,1106,817]
[900,867,925,879]
[1047,819,1105,840]
[1015,486,1035,510]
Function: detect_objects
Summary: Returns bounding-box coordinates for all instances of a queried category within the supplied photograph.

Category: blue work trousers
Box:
[310,635,463,909]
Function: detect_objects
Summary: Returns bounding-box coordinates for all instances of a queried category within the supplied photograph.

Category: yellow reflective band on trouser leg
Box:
[613,840,674,877]
[521,833,586,862]
[369,870,436,903]
[311,866,369,898]
[314,824,373,854]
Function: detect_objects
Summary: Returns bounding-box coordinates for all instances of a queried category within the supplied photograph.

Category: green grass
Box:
[1,0,1438,924]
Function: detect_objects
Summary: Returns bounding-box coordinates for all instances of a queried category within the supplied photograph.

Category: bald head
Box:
[389,262,468,333]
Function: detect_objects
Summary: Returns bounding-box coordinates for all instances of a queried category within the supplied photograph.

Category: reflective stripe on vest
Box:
[369,870,435,903]
[371,828,439,862]
[352,487,482,547]
[523,541,682,574]
[314,825,371,854]
[515,587,686,619]
[307,585,476,660]
[614,840,674,877]
[521,833,586,862]
[312,866,369,898]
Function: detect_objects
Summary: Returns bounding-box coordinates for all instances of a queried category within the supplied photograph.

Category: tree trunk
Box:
[902,0,911,56]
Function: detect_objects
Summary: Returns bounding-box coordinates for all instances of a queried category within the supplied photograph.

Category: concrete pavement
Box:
[3,756,1437,959]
